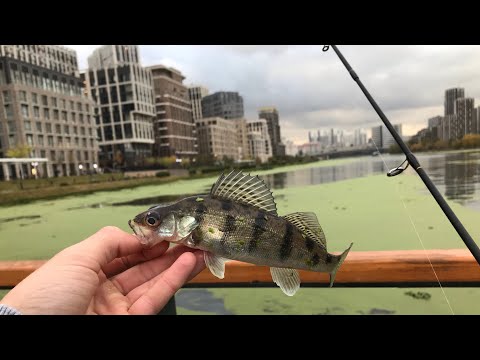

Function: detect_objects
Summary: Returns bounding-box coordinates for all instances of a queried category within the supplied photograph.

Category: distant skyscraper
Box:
[258,107,285,157]
[84,45,155,169]
[354,129,367,146]
[428,115,443,130]
[453,97,475,138]
[149,65,197,160]
[382,124,402,149]
[444,88,465,116]
[188,85,208,122]
[201,91,244,119]
[330,128,335,146]
[0,45,98,179]
[246,119,272,163]
[284,138,298,156]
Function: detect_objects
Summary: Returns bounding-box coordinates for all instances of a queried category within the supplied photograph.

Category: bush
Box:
[155,171,169,178]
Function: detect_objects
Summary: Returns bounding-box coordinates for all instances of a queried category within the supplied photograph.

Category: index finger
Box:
[59,226,148,271]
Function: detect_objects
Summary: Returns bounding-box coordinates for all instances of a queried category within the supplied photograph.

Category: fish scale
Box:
[129,170,353,296]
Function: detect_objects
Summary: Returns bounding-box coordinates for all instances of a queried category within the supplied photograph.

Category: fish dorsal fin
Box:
[210,170,278,215]
[282,212,327,250]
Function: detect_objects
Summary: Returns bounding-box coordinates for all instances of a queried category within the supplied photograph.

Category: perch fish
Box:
[129,170,353,296]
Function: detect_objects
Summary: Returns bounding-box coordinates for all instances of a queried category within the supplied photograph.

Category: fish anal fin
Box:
[270,267,300,296]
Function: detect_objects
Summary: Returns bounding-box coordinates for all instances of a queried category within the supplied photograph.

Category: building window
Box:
[77,102,82,112]
[26,134,34,146]
[43,108,50,119]
[32,93,38,104]
[7,121,15,133]
[37,135,44,146]
[51,97,57,107]
[40,150,46,158]
[61,99,66,109]
[19,91,27,102]
[21,104,29,118]
[36,122,42,132]
[61,111,67,121]
[55,124,61,134]
[53,110,59,120]
[50,150,56,161]
[73,126,78,135]
[82,138,87,147]
[71,113,76,122]
[64,125,69,134]
[33,106,40,119]
[4,105,13,118]
[2,91,10,103]
[8,135,15,147]
[48,136,54,146]
[79,113,84,123]
[57,137,63,146]
[42,95,48,106]
[80,127,85,136]
[46,123,52,133]
[75,137,79,146]
[70,101,75,110]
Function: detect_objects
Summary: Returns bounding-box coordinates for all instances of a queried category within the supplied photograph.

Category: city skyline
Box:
[66,45,480,144]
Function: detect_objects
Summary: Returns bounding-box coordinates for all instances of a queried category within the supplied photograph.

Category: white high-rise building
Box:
[246,119,272,163]
[188,85,209,123]
[84,45,155,168]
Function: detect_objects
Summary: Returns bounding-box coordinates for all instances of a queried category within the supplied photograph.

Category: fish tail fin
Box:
[329,242,353,287]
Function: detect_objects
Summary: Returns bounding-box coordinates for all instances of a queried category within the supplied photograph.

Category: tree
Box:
[6,144,31,158]
[6,144,32,188]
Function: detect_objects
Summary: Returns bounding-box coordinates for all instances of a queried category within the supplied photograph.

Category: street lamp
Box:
[31,161,38,179]
[78,164,83,175]
[93,163,98,173]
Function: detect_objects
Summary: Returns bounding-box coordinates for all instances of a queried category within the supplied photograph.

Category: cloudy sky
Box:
[66,45,480,144]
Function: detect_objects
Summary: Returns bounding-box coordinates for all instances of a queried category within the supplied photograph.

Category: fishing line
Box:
[397,186,455,315]
[371,139,454,314]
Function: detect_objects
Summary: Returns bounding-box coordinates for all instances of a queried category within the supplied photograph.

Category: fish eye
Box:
[145,212,160,227]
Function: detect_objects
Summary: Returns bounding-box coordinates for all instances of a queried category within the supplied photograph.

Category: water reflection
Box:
[261,157,392,190]
[260,151,480,211]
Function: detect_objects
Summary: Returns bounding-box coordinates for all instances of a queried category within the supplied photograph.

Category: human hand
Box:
[0,226,205,315]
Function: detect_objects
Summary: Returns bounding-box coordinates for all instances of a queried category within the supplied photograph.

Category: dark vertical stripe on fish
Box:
[312,253,320,266]
[195,203,207,222]
[305,237,315,251]
[221,215,236,245]
[248,211,267,253]
[280,223,294,260]
[221,200,233,211]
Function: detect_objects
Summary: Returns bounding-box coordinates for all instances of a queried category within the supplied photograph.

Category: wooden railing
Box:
[2,249,480,289]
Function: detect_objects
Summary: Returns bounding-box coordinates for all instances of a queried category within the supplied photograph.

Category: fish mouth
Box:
[128,219,161,247]
[129,220,147,242]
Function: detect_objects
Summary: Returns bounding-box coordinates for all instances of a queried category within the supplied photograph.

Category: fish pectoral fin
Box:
[270,267,300,296]
[204,252,227,279]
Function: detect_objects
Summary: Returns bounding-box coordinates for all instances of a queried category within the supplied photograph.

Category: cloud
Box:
[66,45,480,144]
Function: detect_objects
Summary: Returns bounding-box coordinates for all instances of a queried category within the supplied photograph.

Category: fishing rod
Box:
[323,45,480,267]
